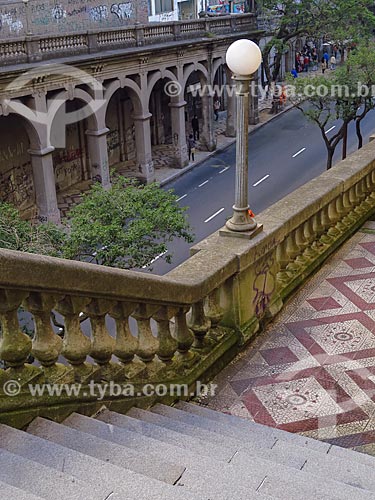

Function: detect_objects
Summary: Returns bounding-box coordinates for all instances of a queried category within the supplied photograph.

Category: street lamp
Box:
[222,39,262,238]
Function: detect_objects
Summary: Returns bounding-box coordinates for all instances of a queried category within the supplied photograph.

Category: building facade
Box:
[0,6,259,223]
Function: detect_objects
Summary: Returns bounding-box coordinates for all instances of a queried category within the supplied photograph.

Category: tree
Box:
[343,43,375,150]
[0,202,65,256]
[63,176,194,270]
[288,74,358,169]
[257,0,375,84]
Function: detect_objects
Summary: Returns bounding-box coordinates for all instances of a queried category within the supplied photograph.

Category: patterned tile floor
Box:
[199,221,375,453]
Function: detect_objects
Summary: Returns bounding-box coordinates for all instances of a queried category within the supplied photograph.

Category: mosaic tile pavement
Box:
[200,221,375,453]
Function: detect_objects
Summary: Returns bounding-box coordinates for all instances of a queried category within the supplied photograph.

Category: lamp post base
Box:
[220,223,263,239]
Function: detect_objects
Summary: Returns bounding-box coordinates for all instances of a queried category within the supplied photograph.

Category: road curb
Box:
[160,104,294,187]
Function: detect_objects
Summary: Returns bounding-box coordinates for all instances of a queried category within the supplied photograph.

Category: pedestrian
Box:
[304,54,310,72]
[214,98,221,121]
[330,54,336,70]
[321,57,327,74]
[187,134,196,162]
[191,115,200,141]
[323,51,329,66]
[291,68,298,78]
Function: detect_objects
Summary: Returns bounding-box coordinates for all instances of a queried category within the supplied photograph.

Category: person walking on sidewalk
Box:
[214,98,221,121]
[192,115,200,141]
[187,134,196,162]
[330,54,336,70]
[321,57,327,74]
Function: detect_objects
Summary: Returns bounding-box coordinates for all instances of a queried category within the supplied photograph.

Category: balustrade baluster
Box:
[154,306,178,364]
[174,307,195,365]
[84,299,120,381]
[302,218,319,259]
[205,288,224,327]
[24,292,71,382]
[0,290,40,385]
[111,302,144,379]
[189,300,211,349]
[56,296,94,382]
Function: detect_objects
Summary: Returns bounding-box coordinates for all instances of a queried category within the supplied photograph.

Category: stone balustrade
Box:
[0,141,374,426]
[0,14,257,66]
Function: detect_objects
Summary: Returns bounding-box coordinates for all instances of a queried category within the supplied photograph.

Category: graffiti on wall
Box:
[89,5,108,22]
[52,5,67,21]
[111,2,133,20]
[0,162,34,210]
[0,13,23,33]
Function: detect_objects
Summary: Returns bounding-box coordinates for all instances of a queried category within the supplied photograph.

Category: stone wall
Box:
[0,0,148,38]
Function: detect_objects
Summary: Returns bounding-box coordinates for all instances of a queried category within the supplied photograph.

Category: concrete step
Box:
[0,481,44,500]
[176,401,375,469]
[0,423,202,500]
[27,416,184,484]
[164,404,375,491]
[0,448,108,500]
[175,401,330,452]
[64,411,235,462]
[128,406,278,450]
[127,407,375,499]
[97,408,243,460]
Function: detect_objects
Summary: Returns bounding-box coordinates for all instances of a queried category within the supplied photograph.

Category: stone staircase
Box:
[1,403,375,499]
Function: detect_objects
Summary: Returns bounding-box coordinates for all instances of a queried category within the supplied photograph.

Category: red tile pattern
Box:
[204,230,375,449]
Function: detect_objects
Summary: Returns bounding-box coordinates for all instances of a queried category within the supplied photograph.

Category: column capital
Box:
[133,113,152,121]
[85,127,110,137]
[168,100,187,109]
[28,146,55,157]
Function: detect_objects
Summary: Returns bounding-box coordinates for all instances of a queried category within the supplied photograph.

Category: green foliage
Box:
[63,176,194,270]
[0,202,66,256]
[258,0,375,82]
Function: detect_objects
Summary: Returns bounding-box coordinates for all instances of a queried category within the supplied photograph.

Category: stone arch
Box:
[47,87,102,134]
[146,69,178,105]
[104,78,143,117]
[212,57,226,85]
[182,63,209,90]
[0,112,38,217]
[103,78,145,176]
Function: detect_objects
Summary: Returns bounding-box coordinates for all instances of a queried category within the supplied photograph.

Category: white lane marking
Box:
[199,180,209,187]
[204,208,225,223]
[253,174,270,187]
[219,166,230,174]
[292,147,306,158]
[142,251,168,269]
[176,194,187,202]
[325,125,336,134]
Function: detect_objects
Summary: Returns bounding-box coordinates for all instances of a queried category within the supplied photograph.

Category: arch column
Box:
[133,113,155,182]
[201,94,216,152]
[29,146,60,224]
[86,128,111,188]
[169,100,189,168]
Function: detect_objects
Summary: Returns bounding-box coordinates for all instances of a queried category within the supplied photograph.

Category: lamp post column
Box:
[225,75,257,232]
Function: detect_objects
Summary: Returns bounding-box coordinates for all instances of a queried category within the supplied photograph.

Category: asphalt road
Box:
[145,106,375,275]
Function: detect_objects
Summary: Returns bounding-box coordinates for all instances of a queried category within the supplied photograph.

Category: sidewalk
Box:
[155,99,292,187]
[197,217,375,455]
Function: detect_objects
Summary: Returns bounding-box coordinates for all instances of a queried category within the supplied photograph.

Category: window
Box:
[155,0,174,14]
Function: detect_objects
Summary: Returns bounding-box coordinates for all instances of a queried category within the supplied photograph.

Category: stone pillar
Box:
[201,94,216,151]
[86,128,111,188]
[226,79,236,138]
[249,74,259,126]
[169,100,189,168]
[29,146,60,224]
[133,113,155,183]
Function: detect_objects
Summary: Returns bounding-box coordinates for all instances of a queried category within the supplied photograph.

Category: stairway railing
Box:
[0,140,374,426]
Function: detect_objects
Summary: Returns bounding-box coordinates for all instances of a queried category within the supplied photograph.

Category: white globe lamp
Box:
[221,39,263,236]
